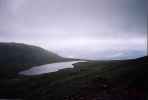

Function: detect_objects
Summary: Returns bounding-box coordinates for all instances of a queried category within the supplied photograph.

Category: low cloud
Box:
[0,0,147,59]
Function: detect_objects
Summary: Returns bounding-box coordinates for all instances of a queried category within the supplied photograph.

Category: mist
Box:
[0,0,147,59]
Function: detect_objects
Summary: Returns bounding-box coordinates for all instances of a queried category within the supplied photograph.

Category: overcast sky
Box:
[0,0,147,59]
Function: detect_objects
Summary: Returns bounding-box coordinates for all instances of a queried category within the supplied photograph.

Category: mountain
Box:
[0,47,148,100]
[0,42,67,78]
[0,42,65,64]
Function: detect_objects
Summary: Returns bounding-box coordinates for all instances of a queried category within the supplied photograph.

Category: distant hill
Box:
[0,42,66,64]
[0,42,68,78]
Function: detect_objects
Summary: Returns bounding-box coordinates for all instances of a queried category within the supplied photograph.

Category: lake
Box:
[19,61,86,76]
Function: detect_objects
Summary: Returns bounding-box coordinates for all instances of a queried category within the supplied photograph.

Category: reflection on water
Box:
[19,61,86,76]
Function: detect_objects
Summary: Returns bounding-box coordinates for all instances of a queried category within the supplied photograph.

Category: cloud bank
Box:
[0,0,147,59]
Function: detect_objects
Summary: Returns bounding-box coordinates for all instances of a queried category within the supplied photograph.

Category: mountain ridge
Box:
[0,42,68,78]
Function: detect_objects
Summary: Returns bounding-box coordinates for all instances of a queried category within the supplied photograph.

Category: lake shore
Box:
[0,57,148,100]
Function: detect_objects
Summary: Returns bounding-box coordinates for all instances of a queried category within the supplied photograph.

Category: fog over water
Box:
[0,0,147,59]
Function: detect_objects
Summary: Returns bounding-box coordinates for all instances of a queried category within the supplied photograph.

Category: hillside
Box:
[0,42,67,78]
[0,56,148,100]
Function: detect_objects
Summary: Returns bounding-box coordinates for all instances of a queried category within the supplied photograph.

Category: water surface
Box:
[19,61,86,76]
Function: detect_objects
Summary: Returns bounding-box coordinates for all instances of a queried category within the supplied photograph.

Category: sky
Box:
[0,0,147,60]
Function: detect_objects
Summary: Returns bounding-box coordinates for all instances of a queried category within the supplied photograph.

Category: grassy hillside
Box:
[0,56,148,100]
[0,42,67,78]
